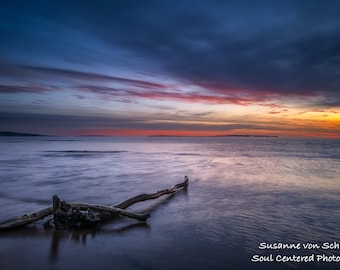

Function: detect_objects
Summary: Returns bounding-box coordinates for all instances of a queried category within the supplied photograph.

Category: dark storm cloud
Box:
[0,84,57,93]
[1,0,340,106]
[38,0,339,98]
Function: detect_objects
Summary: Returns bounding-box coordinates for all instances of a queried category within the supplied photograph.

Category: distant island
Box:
[214,134,278,137]
[0,131,47,137]
[148,134,279,138]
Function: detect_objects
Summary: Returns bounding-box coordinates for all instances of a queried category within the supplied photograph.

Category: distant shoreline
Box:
[0,131,48,137]
[0,131,278,138]
[148,134,279,138]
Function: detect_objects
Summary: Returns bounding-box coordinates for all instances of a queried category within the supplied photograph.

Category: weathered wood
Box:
[0,176,189,230]
[0,207,53,230]
[52,195,63,229]
[50,196,152,229]
[68,203,150,221]
[114,176,189,209]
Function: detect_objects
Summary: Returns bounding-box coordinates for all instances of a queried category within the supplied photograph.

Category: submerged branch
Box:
[114,176,189,209]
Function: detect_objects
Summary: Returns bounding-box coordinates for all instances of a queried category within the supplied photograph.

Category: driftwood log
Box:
[0,176,189,230]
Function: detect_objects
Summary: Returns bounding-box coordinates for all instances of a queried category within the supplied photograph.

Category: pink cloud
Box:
[73,84,270,106]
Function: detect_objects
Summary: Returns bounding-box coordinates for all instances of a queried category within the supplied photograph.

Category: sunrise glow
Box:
[1,1,339,138]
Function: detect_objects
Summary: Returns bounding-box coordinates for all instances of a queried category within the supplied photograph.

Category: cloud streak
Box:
[0,84,58,93]
[2,63,326,108]
[21,66,167,89]
[73,84,271,106]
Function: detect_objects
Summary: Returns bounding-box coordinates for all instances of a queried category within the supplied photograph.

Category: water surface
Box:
[0,137,339,269]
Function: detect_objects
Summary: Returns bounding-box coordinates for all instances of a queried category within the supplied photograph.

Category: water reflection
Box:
[48,222,150,263]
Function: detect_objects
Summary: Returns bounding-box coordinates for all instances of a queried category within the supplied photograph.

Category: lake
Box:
[0,136,340,269]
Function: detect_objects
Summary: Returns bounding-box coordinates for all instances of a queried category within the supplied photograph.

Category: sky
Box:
[1,0,340,137]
